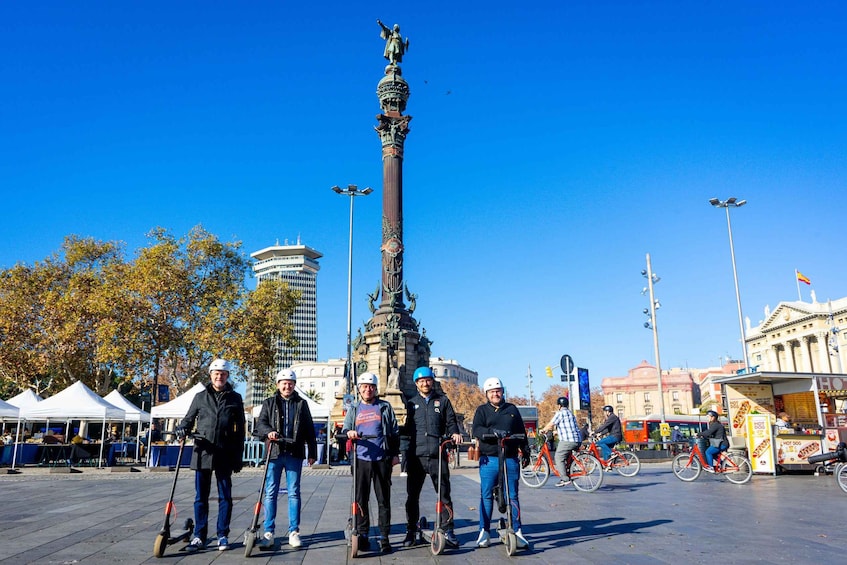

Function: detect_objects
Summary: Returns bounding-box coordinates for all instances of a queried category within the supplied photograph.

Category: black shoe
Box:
[402,530,417,547]
[358,536,371,551]
[379,538,392,554]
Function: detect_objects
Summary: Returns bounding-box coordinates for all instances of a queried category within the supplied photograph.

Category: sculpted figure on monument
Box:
[367,283,380,313]
[404,284,417,315]
[377,19,409,65]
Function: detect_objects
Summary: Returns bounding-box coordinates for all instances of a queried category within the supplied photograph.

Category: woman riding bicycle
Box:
[698,410,728,472]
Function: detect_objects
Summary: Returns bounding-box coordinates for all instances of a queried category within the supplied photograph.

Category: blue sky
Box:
[2,2,846,399]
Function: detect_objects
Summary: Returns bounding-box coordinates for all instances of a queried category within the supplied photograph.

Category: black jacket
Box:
[179,381,245,473]
[702,421,729,449]
[472,401,529,458]
[595,413,623,441]
[402,391,460,458]
[255,390,317,461]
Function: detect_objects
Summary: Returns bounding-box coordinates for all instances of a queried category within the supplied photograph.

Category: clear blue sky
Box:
[3,2,846,399]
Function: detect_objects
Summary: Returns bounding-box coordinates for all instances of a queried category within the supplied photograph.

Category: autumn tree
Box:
[439,379,486,434]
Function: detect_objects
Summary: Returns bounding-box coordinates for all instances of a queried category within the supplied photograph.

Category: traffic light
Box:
[545,366,553,378]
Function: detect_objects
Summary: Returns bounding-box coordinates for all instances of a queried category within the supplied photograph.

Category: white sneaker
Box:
[258,531,274,549]
[476,530,490,548]
[288,530,302,548]
[514,529,529,549]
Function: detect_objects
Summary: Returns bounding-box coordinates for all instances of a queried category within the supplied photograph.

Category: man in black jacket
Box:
[179,358,245,553]
[401,367,463,547]
[254,368,317,549]
[594,405,623,461]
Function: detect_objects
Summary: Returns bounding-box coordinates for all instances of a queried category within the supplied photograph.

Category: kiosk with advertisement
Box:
[714,371,836,473]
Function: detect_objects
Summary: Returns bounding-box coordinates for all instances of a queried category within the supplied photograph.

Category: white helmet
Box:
[358,372,378,387]
[276,368,297,383]
[483,377,504,392]
[209,358,232,375]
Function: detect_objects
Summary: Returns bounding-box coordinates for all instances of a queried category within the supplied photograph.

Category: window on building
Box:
[616,393,623,403]
[617,407,625,418]
[672,391,679,401]
[644,404,653,414]
[644,392,651,402]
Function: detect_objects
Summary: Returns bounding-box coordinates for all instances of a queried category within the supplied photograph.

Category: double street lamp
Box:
[332,184,373,396]
[709,197,750,373]
[642,253,666,428]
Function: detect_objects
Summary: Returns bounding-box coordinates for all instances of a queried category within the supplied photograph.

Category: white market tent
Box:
[20,381,126,468]
[103,390,151,423]
[5,389,41,470]
[150,382,206,420]
[0,398,19,419]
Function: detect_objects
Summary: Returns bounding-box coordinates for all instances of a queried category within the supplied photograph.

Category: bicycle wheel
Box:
[836,463,847,494]
[723,453,752,484]
[672,453,701,481]
[520,455,550,488]
[570,453,604,493]
[613,451,641,477]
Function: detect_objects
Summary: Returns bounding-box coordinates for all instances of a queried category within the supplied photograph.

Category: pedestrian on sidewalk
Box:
[255,368,317,550]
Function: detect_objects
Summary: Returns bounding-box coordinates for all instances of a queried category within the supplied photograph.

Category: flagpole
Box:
[795,269,802,301]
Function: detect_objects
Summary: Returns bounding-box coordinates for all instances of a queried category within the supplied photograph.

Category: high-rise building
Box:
[245,240,322,408]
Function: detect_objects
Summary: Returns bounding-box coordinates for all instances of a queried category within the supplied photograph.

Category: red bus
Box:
[622,414,728,444]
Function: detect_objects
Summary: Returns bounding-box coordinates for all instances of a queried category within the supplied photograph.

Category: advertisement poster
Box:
[776,437,822,465]
[745,414,775,474]
[725,384,776,438]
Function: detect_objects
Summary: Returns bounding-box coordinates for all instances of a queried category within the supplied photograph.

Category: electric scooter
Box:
[243,439,274,557]
[485,432,530,557]
[420,437,460,555]
[152,434,194,558]
[338,432,378,558]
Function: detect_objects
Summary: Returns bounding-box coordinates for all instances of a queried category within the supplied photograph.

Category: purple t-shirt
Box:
[355,402,385,461]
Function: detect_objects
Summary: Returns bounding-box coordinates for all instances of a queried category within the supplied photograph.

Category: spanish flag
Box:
[796,271,811,285]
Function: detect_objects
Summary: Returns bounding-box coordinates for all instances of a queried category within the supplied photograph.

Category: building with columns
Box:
[746,293,846,374]
[429,357,479,385]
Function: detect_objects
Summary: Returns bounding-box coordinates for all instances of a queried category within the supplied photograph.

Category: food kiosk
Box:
[713,371,846,474]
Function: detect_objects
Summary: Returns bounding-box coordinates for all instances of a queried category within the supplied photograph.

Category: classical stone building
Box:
[746,292,846,374]
[429,357,478,385]
[600,361,698,419]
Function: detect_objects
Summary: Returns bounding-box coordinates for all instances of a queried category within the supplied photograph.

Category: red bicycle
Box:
[520,432,604,492]
[671,439,752,484]
[583,436,641,477]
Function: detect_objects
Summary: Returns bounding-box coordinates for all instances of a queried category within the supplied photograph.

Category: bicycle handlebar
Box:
[807,444,847,464]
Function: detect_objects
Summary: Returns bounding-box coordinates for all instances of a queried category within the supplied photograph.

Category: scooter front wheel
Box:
[153,533,166,558]
[243,531,256,558]
[431,530,446,555]
[505,532,517,556]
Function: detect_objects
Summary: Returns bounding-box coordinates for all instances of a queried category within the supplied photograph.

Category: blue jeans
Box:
[597,436,618,460]
[478,455,521,532]
[705,444,727,467]
[193,468,233,540]
[263,453,303,534]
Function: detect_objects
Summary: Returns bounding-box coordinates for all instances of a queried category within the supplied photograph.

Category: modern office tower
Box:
[245,240,322,408]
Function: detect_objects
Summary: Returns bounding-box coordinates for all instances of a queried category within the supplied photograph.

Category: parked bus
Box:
[517,406,539,438]
[622,414,728,444]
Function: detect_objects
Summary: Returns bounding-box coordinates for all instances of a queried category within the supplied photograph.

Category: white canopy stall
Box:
[21,381,125,468]
[103,390,151,461]
[6,389,41,469]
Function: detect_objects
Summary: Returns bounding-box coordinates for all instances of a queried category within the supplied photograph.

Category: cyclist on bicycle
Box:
[540,396,581,487]
[698,410,728,472]
[593,405,622,462]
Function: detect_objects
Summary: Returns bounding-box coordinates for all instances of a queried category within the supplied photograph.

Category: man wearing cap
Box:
[401,366,463,547]
[255,368,317,550]
[342,372,400,554]
[179,358,245,553]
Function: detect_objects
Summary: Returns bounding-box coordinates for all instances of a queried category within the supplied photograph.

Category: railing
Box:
[243,440,265,467]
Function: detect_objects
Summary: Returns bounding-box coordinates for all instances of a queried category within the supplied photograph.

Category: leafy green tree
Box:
[303,389,324,404]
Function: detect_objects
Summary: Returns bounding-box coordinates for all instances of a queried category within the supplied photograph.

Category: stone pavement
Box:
[1,461,845,564]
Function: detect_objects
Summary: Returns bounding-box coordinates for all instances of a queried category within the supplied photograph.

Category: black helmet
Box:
[602,405,614,413]
[556,396,569,408]
[707,410,719,418]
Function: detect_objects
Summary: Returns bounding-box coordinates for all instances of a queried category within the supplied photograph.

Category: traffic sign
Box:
[560,354,574,376]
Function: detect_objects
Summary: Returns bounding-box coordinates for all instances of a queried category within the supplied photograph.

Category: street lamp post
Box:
[709,197,750,373]
[643,253,666,431]
[332,184,373,396]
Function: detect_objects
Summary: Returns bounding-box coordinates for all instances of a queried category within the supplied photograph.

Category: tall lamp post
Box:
[643,253,666,432]
[709,197,750,373]
[332,184,373,396]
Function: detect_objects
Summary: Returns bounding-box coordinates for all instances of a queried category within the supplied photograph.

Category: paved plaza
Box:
[1,461,845,564]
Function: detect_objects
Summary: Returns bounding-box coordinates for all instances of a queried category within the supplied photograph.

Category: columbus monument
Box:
[333,20,431,424]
